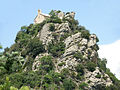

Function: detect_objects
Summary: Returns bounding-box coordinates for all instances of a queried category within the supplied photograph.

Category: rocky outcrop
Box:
[88,34,97,47]
[32,10,113,89]
[38,24,53,45]
[32,53,49,71]
[84,67,112,88]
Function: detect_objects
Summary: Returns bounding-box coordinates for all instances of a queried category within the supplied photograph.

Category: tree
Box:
[97,58,107,72]
[15,31,31,43]
[75,64,84,75]
[63,79,76,90]
[39,56,54,72]
[0,52,24,74]
[85,62,96,72]
[48,41,65,57]
[0,77,11,90]
[26,38,45,58]
[81,30,90,39]
[79,82,88,89]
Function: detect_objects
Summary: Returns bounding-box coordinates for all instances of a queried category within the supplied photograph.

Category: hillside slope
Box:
[0,10,120,90]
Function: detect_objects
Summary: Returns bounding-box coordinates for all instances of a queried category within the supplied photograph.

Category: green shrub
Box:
[49,17,62,24]
[96,35,99,42]
[39,56,54,72]
[105,85,119,90]
[94,84,106,90]
[43,74,52,84]
[106,68,119,84]
[21,26,27,32]
[63,79,76,90]
[93,44,99,51]
[48,41,65,57]
[25,56,34,71]
[48,10,62,24]
[20,86,29,90]
[67,18,79,31]
[77,26,86,31]
[75,64,84,75]
[15,31,31,43]
[9,43,22,52]
[10,86,18,90]
[95,74,101,78]
[81,30,90,39]
[76,73,84,80]
[52,33,59,39]
[0,77,11,90]
[73,30,79,34]
[58,62,66,66]
[49,10,56,16]
[60,33,71,41]
[88,80,92,83]
[73,26,86,34]
[25,24,37,36]
[33,21,46,32]
[49,71,62,84]
[9,71,41,88]
[85,62,96,72]
[70,71,76,78]
[49,23,55,31]
[0,52,24,74]
[73,52,84,61]
[79,82,88,89]
[97,58,107,72]
[26,37,45,58]
[61,68,70,78]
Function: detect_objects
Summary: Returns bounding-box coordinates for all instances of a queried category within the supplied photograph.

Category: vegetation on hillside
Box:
[0,10,120,90]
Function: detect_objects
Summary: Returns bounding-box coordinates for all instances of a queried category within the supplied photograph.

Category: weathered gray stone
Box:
[88,34,97,47]
[39,24,53,45]
[84,67,112,87]
[55,23,71,33]
[33,13,113,88]
[64,45,78,57]
[80,38,88,45]
[65,32,81,48]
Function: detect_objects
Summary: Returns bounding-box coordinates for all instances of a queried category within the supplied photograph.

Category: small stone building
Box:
[34,10,50,24]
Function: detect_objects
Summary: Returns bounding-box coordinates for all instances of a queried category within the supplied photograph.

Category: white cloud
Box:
[98,40,120,79]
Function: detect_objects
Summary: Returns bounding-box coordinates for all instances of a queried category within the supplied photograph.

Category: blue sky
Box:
[0,0,120,49]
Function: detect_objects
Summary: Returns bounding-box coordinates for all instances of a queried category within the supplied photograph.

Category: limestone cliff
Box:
[1,10,120,90]
[32,10,113,89]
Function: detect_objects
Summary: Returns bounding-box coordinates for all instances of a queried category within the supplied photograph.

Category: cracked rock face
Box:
[84,67,112,88]
[38,23,71,45]
[55,23,71,34]
[32,53,49,71]
[38,24,53,45]
[37,24,99,71]
[32,11,113,88]
[64,45,78,57]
